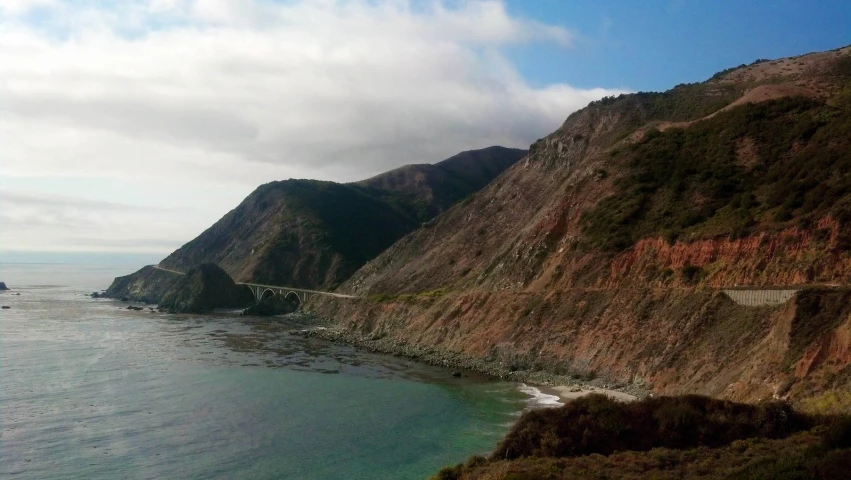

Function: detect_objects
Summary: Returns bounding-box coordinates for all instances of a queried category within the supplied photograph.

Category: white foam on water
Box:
[517,383,564,408]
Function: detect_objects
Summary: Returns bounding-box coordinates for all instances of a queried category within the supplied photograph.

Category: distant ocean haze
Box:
[0,252,163,290]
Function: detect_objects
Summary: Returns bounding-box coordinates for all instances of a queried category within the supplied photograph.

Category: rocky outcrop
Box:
[0,282,8,290]
[158,263,254,313]
[293,327,647,397]
[242,295,299,316]
[105,266,182,304]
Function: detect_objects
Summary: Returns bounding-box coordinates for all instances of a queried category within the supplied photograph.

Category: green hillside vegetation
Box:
[588,82,743,143]
[583,87,851,251]
[247,180,418,285]
[434,395,851,480]
[355,146,527,221]
[158,146,526,289]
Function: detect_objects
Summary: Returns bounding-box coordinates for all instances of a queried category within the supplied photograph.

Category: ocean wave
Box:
[517,383,564,408]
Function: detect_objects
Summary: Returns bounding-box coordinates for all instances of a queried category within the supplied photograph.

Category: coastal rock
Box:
[242,295,299,316]
[0,282,8,290]
[2,306,10,309]
[105,266,182,304]
[290,326,648,399]
[158,263,254,314]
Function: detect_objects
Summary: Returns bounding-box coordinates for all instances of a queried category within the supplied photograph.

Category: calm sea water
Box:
[0,263,557,479]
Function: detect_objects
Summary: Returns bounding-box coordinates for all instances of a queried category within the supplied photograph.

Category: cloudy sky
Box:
[2,0,849,258]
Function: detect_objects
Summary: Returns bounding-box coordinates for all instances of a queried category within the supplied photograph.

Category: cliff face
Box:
[157,146,525,290]
[312,46,851,404]
[315,286,851,403]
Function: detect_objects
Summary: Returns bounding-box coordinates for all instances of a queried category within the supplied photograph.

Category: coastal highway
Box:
[150,265,357,299]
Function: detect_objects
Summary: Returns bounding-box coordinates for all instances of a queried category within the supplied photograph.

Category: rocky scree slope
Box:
[155,146,525,290]
[311,46,851,406]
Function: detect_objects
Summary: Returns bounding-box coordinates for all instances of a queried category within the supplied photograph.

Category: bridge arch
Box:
[285,290,301,305]
[260,288,276,302]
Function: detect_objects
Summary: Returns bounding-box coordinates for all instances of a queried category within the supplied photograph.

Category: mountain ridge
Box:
[108,146,525,298]
[309,44,851,407]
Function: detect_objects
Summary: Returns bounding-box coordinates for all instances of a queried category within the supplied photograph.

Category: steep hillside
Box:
[159,180,418,289]
[312,45,851,405]
[356,146,526,220]
[129,146,524,293]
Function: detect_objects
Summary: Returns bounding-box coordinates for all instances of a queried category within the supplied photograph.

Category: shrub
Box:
[582,96,851,251]
[491,394,814,461]
[823,416,851,449]
[681,264,702,284]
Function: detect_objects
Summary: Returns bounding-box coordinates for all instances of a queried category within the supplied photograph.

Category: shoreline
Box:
[539,384,639,403]
[290,320,649,401]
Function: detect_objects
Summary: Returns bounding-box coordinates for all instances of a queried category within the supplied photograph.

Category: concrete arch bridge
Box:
[150,265,356,309]
[241,283,314,305]
[237,282,357,308]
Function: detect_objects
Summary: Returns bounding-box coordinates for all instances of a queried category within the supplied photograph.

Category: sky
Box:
[1,0,849,259]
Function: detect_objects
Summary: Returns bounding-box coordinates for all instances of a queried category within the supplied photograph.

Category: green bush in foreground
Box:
[493,394,813,459]
[434,394,851,480]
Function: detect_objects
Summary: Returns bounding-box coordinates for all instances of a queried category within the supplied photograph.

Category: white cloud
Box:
[0,0,59,15]
[0,190,190,253]
[0,0,628,254]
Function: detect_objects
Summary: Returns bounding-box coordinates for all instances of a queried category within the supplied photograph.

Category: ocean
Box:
[0,262,559,479]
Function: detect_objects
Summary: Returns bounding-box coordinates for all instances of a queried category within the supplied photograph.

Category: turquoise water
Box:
[0,264,543,479]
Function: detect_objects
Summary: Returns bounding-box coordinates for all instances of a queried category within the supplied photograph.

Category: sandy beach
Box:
[542,385,638,403]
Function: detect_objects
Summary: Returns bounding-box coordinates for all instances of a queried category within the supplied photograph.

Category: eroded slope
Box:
[314,45,851,404]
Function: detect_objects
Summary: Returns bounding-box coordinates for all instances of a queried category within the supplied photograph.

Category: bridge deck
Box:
[238,282,357,299]
[151,265,356,299]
